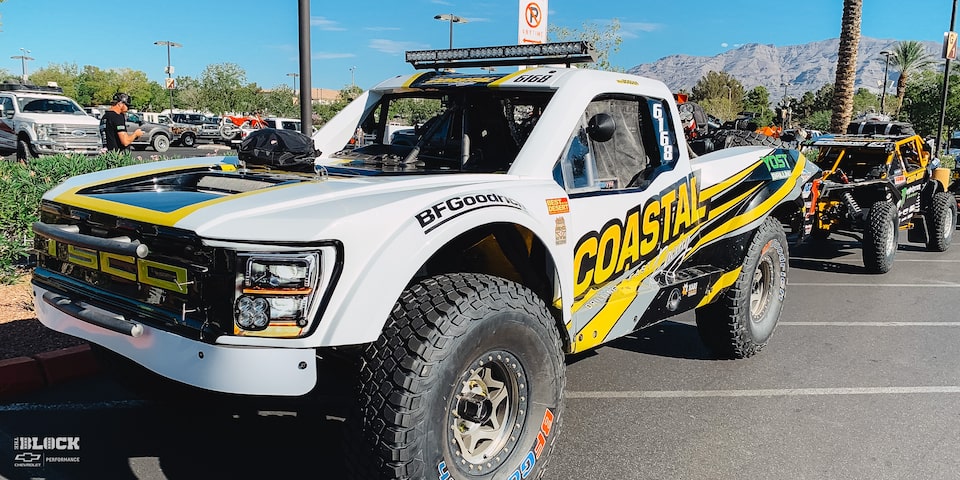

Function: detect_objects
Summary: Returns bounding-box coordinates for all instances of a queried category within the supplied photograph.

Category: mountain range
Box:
[626,37,943,103]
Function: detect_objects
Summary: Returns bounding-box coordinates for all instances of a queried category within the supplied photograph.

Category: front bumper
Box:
[33,284,317,396]
[33,140,102,156]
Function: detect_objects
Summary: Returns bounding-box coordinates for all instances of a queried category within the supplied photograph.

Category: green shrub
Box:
[0,152,148,283]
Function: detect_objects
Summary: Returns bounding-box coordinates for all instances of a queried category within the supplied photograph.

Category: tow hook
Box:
[456,392,493,423]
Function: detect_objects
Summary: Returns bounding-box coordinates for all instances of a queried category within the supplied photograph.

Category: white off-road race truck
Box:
[33,43,818,479]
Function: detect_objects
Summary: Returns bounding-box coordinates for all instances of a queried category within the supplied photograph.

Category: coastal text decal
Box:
[573,175,708,297]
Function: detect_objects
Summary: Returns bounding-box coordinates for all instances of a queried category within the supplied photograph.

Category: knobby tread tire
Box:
[863,201,898,273]
[695,217,788,359]
[352,273,565,480]
[720,130,785,149]
[925,191,956,252]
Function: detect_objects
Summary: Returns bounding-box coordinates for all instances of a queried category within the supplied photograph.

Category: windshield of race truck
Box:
[330,90,553,173]
[18,96,86,115]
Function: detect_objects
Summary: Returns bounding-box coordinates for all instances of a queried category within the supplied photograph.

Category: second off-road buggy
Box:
[803,134,956,273]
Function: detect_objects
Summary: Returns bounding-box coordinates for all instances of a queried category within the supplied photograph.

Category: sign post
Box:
[935,0,958,159]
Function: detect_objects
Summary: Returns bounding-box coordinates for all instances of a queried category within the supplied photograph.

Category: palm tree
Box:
[829,0,862,133]
[890,40,934,115]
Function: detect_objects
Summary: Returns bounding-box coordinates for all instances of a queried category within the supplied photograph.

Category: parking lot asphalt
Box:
[551,233,960,479]
[1,224,958,479]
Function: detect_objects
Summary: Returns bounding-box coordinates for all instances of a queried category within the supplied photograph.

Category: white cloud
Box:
[311,16,346,31]
[312,52,356,60]
[621,21,661,33]
[721,42,729,48]
[364,26,402,31]
[431,0,453,5]
[369,39,430,55]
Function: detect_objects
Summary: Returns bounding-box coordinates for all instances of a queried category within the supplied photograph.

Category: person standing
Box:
[99,92,143,152]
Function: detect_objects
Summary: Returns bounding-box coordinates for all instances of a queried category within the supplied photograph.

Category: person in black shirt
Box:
[99,92,143,152]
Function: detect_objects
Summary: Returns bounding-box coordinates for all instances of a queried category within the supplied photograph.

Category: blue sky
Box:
[0,0,955,92]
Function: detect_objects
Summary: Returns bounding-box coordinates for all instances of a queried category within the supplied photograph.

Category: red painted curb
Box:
[0,356,46,398]
[0,344,101,400]
[33,344,101,386]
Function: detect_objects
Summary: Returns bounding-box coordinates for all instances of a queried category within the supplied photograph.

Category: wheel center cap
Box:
[456,392,493,424]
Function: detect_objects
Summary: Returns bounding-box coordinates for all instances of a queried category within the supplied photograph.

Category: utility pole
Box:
[297,0,313,136]
[154,41,182,114]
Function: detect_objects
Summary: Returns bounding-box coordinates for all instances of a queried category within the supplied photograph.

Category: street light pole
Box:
[780,82,790,100]
[349,66,356,87]
[879,50,893,115]
[434,14,468,49]
[154,40,182,114]
[10,48,33,84]
[287,73,299,93]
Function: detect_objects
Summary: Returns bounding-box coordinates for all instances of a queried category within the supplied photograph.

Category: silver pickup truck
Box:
[0,83,101,161]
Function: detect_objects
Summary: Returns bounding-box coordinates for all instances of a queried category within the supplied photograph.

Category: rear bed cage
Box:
[405,41,598,70]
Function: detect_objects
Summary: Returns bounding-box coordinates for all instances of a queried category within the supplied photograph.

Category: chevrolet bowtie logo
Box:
[15,452,42,462]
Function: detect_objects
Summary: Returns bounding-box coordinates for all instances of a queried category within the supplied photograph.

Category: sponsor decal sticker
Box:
[416,193,525,234]
[13,436,81,468]
[555,217,567,245]
[545,197,569,215]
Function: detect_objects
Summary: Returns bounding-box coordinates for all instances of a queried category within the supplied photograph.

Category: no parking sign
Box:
[518,0,547,44]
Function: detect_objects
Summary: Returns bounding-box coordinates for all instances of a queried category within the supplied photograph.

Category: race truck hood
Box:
[41,156,517,242]
[16,112,100,126]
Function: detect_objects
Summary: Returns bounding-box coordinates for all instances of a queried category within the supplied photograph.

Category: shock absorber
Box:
[842,191,861,217]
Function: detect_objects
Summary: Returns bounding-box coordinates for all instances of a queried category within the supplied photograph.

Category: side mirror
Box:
[587,113,616,143]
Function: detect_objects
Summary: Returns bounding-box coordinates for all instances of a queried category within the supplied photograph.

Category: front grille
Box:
[33,202,236,341]
[49,123,101,146]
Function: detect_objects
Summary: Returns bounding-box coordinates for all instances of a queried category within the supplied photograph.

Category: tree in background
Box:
[691,71,744,121]
[549,19,623,72]
[198,63,253,114]
[902,69,960,138]
[829,0,862,133]
[744,86,774,126]
[890,40,934,116]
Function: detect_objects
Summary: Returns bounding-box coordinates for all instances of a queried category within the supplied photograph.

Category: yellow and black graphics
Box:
[31,201,218,336]
[568,149,806,352]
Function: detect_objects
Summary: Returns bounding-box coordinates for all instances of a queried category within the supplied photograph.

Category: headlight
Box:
[35,124,49,141]
[234,253,320,337]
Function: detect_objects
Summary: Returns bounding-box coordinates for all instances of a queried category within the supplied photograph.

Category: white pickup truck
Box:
[32,42,817,479]
[0,83,102,161]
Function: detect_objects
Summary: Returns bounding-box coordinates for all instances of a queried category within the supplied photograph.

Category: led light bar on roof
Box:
[405,41,598,70]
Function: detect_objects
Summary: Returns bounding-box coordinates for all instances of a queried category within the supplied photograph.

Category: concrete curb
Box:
[0,344,100,399]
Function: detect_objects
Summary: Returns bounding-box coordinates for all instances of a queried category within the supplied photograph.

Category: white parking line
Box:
[779,322,960,326]
[789,283,960,287]
[565,386,960,399]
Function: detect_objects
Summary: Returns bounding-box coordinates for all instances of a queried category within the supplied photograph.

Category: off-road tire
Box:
[925,191,956,252]
[16,138,35,162]
[863,201,898,273]
[180,132,196,147]
[695,216,787,358]
[152,134,170,153]
[718,130,785,149]
[353,273,565,480]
